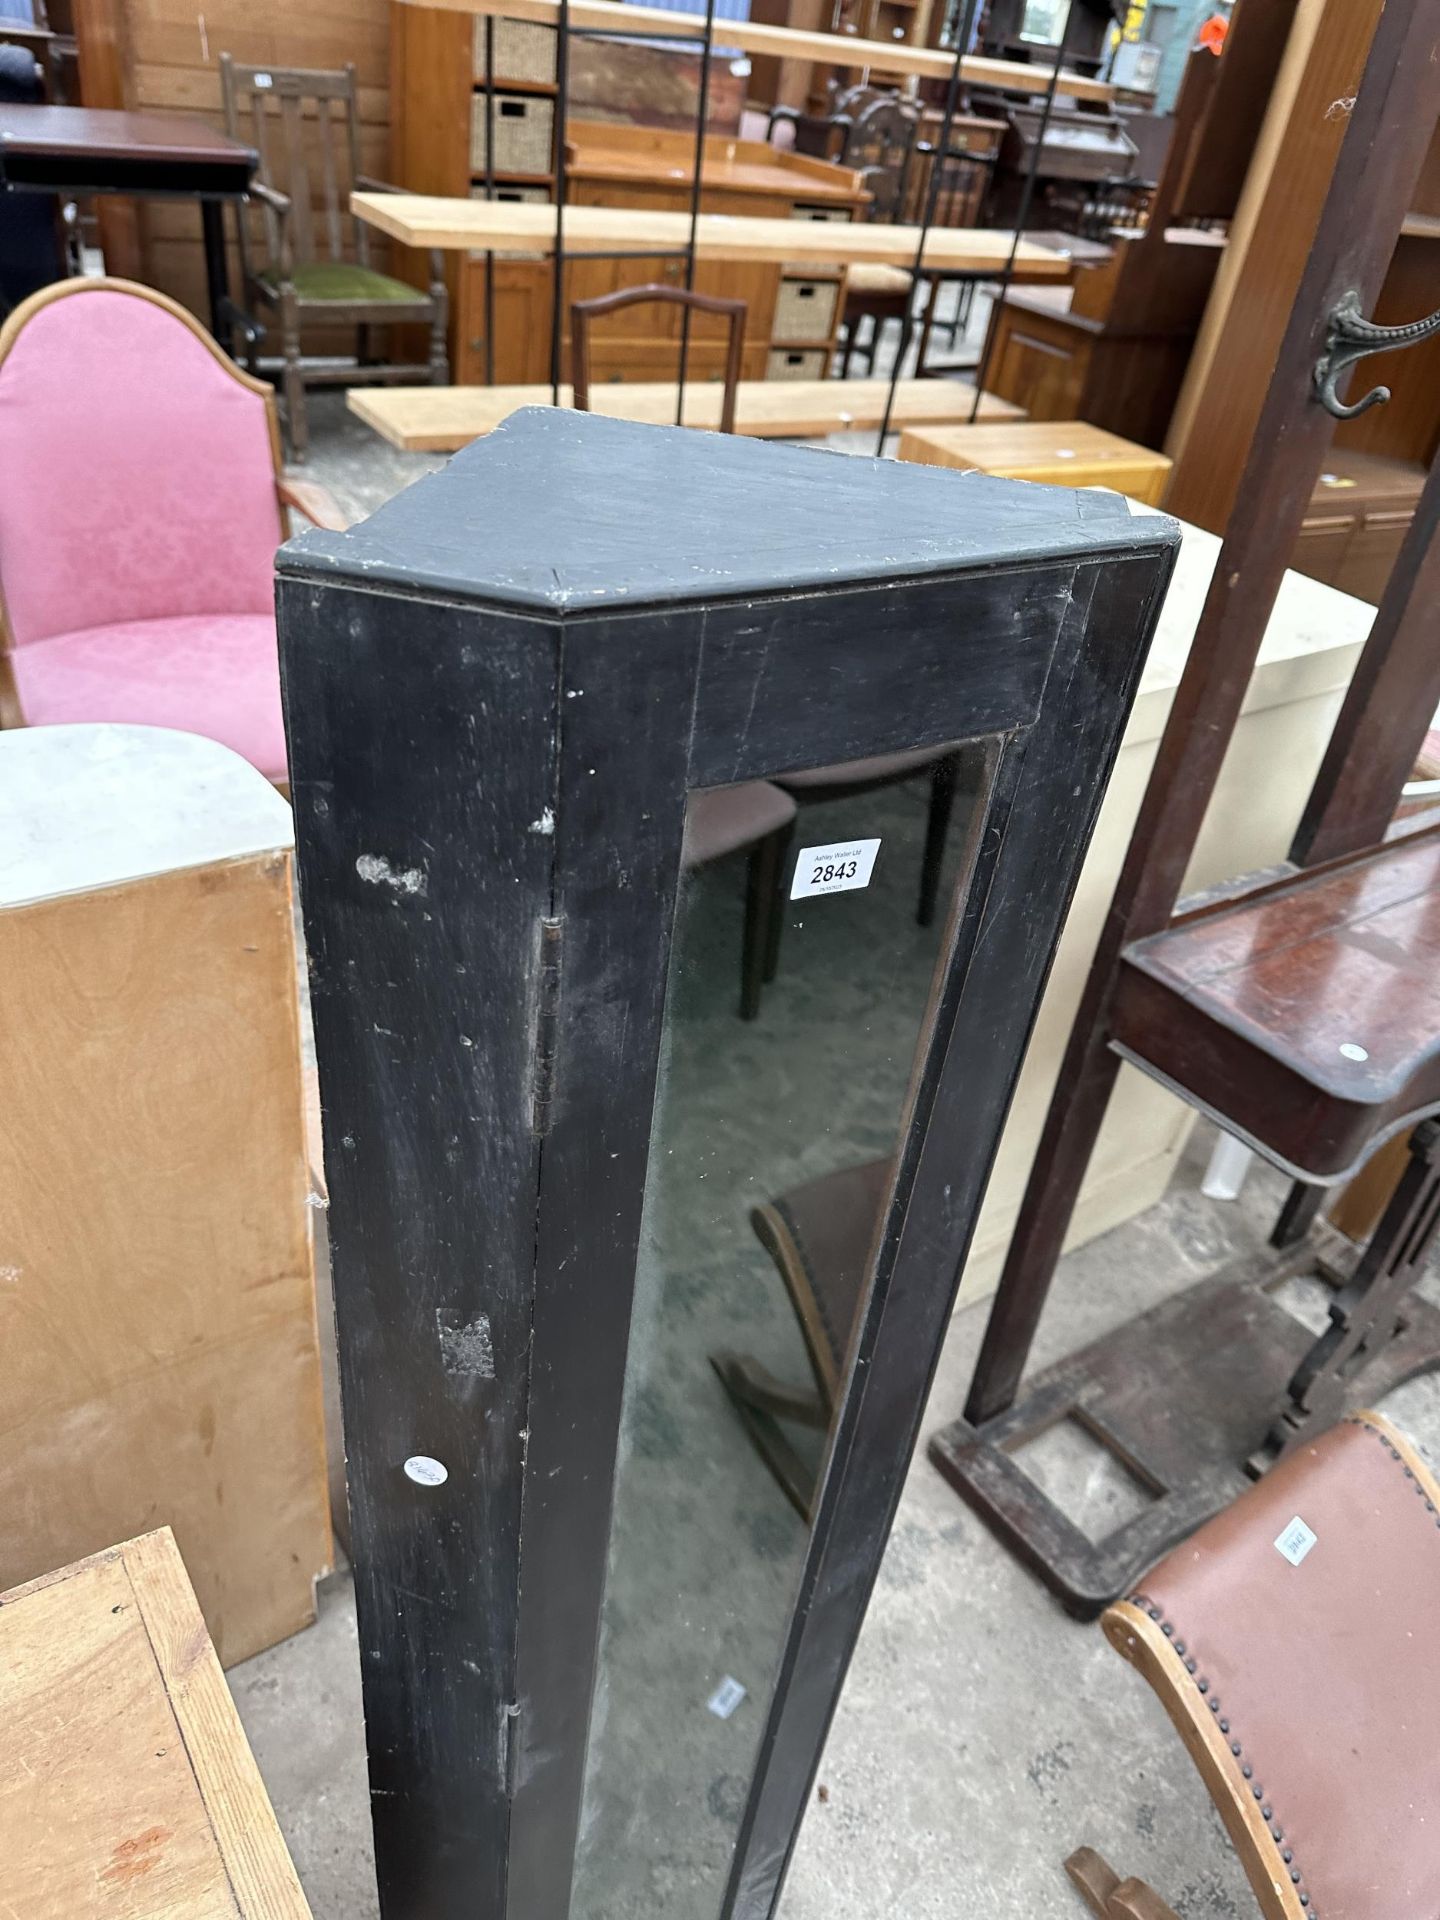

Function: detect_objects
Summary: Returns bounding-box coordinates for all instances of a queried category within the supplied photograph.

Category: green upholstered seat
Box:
[258,263,426,305]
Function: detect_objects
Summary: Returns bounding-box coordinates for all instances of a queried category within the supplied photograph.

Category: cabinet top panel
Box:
[281,407,1179,616]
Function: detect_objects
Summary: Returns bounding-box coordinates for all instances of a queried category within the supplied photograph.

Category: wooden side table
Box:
[0,1529,311,1918]
[897,418,1173,505]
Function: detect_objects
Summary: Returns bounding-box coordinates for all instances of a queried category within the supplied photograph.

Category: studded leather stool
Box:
[1069,1410,1440,1920]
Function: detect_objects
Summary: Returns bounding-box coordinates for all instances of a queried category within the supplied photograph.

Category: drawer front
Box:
[1341,508,1414,604]
[949,126,1002,155]
[772,278,839,342]
[768,346,829,381]
[474,16,558,84]
[1292,512,1356,589]
[470,93,555,176]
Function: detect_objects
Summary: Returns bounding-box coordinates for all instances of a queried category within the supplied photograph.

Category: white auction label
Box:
[404,1454,449,1487]
[1274,1514,1317,1566]
[790,837,881,901]
[707,1675,747,1719]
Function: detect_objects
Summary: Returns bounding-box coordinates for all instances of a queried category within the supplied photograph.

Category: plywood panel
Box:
[0,1530,311,1919]
[125,0,388,79]
[111,0,390,314]
[0,850,331,1667]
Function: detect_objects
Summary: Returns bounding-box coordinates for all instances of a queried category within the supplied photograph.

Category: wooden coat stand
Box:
[930,0,1440,1616]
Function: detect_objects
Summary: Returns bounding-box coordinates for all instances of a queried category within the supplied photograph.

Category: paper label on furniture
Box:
[1274,1515,1317,1566]
[791,838,881,900]
[707,1676,747,1719]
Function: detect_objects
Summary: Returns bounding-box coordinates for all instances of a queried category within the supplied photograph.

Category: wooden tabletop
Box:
[898,420,1171,506]
[899,419,1171,471]
[352,192,1072,276]
[0,1530,311,1918]
[399,0,1116,101]
[0,104,254,170]
[347,377,1026,452]
[1116,828,1440,1178]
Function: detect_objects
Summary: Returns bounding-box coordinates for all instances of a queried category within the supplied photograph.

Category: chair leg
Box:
[1065,1847,1121,1918]
[741,823,791,1020]
[763,819,793,985]
[917,752,959,926]
[1065,1850,1182,1920]
[428,285,450,384]
[356,321,371,367]
[710,1351,822,1521]
[281,308,308,463]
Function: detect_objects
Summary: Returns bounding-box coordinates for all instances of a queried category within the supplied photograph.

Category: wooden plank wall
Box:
[94,0,392,318]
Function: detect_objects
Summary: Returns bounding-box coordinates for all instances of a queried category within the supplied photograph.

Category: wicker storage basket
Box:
[773,278,839,342]
[473,16,559,84]
[767,347,829,380]
[470,91,555,176]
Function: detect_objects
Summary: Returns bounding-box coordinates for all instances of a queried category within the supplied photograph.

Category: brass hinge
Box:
[530,915,563,1136]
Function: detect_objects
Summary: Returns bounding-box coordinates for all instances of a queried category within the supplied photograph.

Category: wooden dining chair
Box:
[0,276,343,786]
[571,283,748,430]
[219,56,448,461]
[714,1156,893,1517]
[683,781,797,1021]
[839,96,921,375]
[1073,1409,1440,1920]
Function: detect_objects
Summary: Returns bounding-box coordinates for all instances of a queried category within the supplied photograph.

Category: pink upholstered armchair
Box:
[0,277,344,786]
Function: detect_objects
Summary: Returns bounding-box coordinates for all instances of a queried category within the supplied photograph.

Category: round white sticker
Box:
[404,1455,449,1487]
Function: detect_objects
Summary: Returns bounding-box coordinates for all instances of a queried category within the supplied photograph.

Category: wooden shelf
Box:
[398,0,1116,101]
[354,191,1074,275]
[477,76,559,95]
[348,376,1024,450]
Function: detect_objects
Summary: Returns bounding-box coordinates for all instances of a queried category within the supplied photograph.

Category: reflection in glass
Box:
[570,748,983,1919]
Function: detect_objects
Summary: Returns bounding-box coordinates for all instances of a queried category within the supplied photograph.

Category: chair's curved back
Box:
[842,97,918,223]
[0,278,282,651]
[569,283,748,434]
[1108,1410,1440,1920]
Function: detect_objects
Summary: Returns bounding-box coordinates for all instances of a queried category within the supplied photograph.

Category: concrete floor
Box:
[244,375,1440,1919]
[234,1114,1440,1920]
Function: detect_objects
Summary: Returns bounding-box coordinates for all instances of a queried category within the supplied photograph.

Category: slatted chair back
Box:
[218,58,368,287]
[842,96,918,224]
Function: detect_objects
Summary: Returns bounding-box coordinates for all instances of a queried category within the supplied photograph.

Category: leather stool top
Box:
[1107,1411,1440,1920]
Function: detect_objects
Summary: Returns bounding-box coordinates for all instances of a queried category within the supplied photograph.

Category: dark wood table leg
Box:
[200,198,230,354]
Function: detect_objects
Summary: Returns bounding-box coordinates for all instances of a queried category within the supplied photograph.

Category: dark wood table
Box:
[0,105,257,347]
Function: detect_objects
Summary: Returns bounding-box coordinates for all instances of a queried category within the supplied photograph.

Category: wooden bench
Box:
[0,1529,311,1917]
[347,376,1025,453]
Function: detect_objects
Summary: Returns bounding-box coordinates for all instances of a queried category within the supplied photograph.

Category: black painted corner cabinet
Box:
[277,409,1178,1920]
